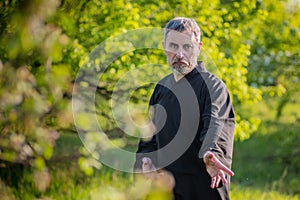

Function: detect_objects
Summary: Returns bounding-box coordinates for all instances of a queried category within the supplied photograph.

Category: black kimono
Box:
[134,62,235,200]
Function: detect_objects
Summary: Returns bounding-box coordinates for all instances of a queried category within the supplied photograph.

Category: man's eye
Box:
[170,43,178,49]
[183,44,192,50]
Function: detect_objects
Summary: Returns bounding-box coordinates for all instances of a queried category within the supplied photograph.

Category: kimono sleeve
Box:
[133,86,159,171]
[198,76,235,168]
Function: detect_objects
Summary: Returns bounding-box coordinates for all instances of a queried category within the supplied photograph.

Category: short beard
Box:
[172,63,193,75]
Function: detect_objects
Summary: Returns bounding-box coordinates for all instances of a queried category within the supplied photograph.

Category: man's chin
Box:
[172,65,192,75]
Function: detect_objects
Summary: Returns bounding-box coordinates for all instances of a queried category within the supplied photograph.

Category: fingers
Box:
[142,157,152,165]
[142,157,157,178]
[221,173,227,185]
[204,151,234,177]
[142,157,153,172]
[142,157,160,181]
[211,155,234,176]
[216,176,221,188]
[210,173,227,189]
[204,151,234,188]
[211,176,216,188]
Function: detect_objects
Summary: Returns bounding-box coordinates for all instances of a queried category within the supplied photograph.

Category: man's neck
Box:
[172,64,197,82]
[172,69,184,82]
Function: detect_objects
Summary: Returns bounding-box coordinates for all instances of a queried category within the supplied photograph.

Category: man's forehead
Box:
[165,30,195,43]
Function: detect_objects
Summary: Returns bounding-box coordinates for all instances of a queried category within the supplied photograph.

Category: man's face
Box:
[163,30,201,75]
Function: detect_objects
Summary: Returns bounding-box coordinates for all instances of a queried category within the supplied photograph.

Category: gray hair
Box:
[164,17,201,42]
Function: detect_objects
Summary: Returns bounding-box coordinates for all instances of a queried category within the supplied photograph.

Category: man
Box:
[134,17,235,200]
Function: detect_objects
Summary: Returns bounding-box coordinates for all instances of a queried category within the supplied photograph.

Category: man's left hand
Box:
[203,151,234,189]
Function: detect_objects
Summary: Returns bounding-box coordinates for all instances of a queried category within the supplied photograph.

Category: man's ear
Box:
[196,41,202,56]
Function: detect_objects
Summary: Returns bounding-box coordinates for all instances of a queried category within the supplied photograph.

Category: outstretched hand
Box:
[141,157,175,190]
[142,157,157,176]
[203,151,234,189]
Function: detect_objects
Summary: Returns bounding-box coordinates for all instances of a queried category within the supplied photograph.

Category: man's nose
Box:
[175,49,184,58]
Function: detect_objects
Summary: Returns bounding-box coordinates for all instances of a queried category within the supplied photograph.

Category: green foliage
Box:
[66,0,264,147]
[1,0,299,197]
[242,0,300,88]
[1,159,172,200]
[233,93,300,196]
[233,122,300,193]
[0,0,73,191]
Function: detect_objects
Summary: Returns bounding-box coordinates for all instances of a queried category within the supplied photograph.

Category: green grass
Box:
[2,127,299,199]
[231,122,300,198]
[1,93,300,199]
[230,92,300,199]
[231,184,299,200]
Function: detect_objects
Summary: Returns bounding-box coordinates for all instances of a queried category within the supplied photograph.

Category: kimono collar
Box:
[185,61,206,78]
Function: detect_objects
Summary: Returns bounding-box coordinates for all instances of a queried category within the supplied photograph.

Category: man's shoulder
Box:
[196,69,228,92]
[157,73,174,87]
[195,62,225,85]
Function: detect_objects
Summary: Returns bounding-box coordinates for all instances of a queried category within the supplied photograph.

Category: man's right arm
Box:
[134,134,158,171]
[134,86,159,172]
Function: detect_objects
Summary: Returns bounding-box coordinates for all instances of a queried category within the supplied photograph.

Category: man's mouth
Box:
[172,61,188,66]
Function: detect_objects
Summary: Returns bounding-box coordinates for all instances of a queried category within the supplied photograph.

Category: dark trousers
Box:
[171,171,221,200]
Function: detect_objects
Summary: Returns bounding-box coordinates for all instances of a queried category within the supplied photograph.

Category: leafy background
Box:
[0,0,299,199]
